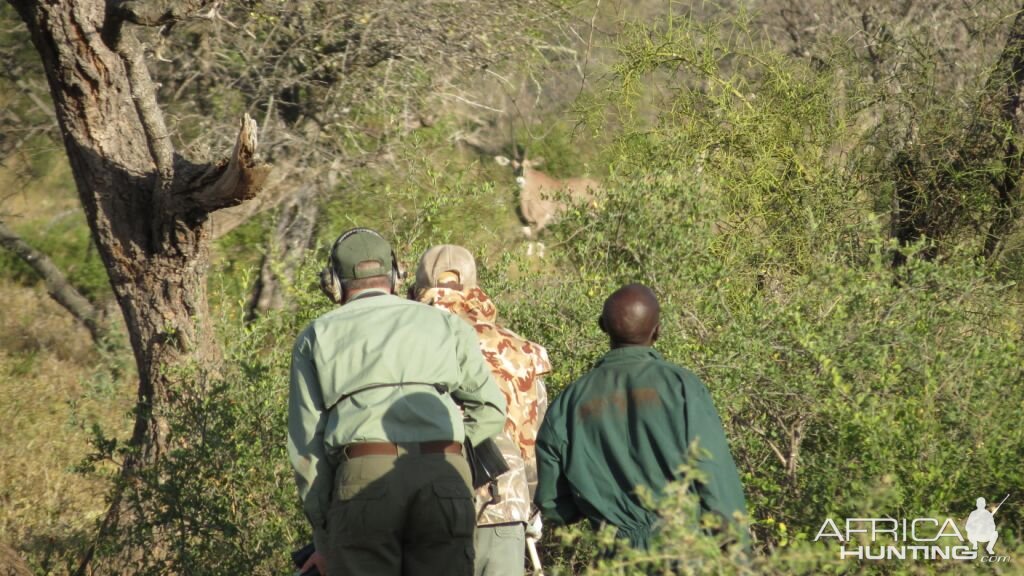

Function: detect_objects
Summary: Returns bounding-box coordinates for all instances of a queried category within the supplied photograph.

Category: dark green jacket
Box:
[534,346,746,548]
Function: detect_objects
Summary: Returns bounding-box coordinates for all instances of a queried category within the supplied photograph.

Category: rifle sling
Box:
[325,382,449,413]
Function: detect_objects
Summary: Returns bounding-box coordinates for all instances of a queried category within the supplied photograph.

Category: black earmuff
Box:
[319,228,402,303]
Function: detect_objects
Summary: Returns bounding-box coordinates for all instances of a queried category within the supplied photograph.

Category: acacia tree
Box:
[5,0,269,568]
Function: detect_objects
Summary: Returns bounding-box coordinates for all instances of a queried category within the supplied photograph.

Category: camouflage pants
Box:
[326,451,475,576]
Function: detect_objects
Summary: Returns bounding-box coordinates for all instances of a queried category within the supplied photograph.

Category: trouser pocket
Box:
[433,481,475,538]
[327,482,390,544]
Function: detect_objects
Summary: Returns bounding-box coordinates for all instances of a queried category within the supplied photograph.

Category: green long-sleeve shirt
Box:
[534,346,746,548]
[288,290,507,550]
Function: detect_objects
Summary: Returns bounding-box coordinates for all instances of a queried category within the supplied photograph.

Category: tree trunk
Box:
[245,183,319,320]
[6,0,268,572]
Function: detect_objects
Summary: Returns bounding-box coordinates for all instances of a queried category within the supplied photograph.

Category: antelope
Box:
[494,150,600,250]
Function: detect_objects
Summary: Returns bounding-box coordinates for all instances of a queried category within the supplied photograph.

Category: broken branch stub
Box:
[187,114,271,214]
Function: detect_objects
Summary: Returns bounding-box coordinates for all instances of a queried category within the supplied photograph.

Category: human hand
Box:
[526,513,543,540]
[300,550,327,576]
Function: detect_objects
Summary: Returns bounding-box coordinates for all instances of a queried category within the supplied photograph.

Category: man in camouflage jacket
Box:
[414,245,551,576]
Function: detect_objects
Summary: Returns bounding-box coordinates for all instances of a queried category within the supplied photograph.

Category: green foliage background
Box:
[3,3,1024,575]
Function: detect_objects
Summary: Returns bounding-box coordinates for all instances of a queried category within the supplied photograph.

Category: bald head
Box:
[599,284,660,348]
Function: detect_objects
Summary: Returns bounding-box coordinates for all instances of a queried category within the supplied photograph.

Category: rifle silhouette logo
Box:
[965,494,1009,556]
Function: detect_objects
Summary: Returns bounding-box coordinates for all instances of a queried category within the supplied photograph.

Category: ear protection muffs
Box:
[319,227,404,303]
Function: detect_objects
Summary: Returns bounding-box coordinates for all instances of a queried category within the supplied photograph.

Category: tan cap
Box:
[416,244,477,290]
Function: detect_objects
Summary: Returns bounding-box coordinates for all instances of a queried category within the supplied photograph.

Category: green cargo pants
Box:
[326,450,475,576]
[474,523,526,576]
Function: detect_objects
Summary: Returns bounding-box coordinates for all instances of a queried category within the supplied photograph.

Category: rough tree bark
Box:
[5,0,269,571]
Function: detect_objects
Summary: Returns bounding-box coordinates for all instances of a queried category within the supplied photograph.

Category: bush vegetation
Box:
[2,3,1023,575]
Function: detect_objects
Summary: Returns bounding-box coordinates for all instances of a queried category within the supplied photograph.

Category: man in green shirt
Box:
[534,284,747,549]
[288,228,507,575]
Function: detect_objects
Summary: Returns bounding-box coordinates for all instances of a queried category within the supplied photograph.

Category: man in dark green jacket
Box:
[534,284,747,549]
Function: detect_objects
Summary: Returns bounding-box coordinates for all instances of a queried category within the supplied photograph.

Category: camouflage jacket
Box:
[419,286,551,525]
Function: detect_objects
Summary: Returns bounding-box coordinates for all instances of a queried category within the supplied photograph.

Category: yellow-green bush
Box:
[491,11,1024,574]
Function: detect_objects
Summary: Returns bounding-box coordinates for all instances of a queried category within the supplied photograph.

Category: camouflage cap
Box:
[416,244,477,289]
[331,228,394,280]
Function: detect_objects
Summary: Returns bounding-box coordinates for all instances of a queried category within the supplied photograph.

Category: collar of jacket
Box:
[346,288,391,303]
[596,346,664,366]
[417,286,498,324]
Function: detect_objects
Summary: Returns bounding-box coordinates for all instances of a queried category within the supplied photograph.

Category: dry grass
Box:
[0,144,77,220]
[0,279,134,573]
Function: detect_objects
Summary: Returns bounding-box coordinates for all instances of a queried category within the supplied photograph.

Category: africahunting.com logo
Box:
[814,494,1011,562]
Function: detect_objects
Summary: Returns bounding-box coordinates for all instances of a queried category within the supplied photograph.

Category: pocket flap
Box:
[494,524,523,539]
[432,482,470,499]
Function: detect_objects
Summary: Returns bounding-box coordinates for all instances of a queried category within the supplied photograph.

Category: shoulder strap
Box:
[325,382,449,412]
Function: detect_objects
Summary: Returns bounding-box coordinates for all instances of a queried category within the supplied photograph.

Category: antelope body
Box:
[495,154,600,240]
